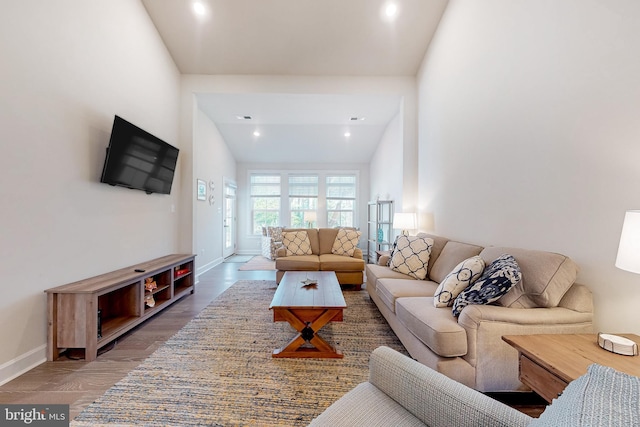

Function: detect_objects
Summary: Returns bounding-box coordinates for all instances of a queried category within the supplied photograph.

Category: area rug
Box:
[238,255,276,271]
[72,280,406,426]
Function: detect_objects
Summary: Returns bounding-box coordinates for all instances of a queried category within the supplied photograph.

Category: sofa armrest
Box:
[352,248,363,259]
[458,304,593,328]
[457,304,593,391]
[275,246,287,258]
[367,347,532,427]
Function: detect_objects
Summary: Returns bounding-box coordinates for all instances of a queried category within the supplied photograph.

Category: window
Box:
[289,175,318,228]
[250,174,281,234]
[326,175,356,228]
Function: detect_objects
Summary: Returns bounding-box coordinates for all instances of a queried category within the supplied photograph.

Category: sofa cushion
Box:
[365,265,416,292]
[529,364,640,427]
[429,241,484,283]
[479,247,578,308]
[389,235,434,280]
[376,279,439,313]
[396,297,468,357]
[452,254,521,317]
[331,228,361,256]
[319,254,365,272]
[433,256,486,307]
[416,233,450,274]
[282,230,313,255]
[275,254,319,271]
[318,228,340,255]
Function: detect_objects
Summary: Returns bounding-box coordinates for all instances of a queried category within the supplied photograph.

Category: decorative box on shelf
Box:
[174,268,190,278]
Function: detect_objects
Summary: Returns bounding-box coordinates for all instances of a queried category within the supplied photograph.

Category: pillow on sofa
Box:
[433,256,485,307]
[452,254,521,317]
[528,363,640,426]
[282,231,313,256]
[331,228,362,256]
[389,235,434,280]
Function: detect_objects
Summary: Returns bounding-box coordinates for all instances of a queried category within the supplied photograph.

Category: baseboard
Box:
[196,257,223,278]
[0,344,47,386]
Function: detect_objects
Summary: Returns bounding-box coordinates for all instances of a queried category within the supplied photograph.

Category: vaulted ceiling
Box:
[141,0,448,163]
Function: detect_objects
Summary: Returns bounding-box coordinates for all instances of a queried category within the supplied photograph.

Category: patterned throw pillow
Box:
[331,228,362,256]
[452,254,521,317]
[433,256,485,307]
[389,235,434,280]
[281,231,313,256]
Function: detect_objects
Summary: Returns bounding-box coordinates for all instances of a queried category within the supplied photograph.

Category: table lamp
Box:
[304,211,317,229]
[393,212,416,236]
[607,210,640,355]
[616,210,640,274]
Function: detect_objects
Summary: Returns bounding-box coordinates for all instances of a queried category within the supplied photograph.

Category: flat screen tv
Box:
[100,116,179,195]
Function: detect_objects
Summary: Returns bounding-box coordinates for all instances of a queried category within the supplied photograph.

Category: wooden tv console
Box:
[45,254,196,361]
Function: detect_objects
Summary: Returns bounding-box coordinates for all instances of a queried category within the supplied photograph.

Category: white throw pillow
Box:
[389,235,434,280]
[282,231,313,256]
[433,256,485,307]
[331,229,361,256]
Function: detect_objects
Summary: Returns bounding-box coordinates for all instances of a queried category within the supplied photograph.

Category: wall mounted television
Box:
[100,115,179,195]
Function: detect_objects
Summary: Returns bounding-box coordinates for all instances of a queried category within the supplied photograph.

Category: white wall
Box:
[193,109,237,271]
[417,0,640,333]
[0,1,181,383]
[369,111,404,209]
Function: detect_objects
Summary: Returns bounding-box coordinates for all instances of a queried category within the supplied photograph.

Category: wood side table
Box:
[503,334,640,403]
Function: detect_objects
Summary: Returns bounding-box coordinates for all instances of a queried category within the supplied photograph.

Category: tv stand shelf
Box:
[45,254,196,361]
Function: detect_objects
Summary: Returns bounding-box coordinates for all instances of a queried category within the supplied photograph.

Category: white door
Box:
[223,179,237,258]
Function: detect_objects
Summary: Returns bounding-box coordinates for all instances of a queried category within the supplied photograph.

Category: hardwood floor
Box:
[0,260,546,420]
[0,260,274,420]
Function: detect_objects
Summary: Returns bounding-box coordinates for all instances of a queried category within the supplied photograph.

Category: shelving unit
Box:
[45,254,196,361]
[367,200,394,263]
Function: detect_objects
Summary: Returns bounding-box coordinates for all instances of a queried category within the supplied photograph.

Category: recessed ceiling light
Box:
[236,115,252,120]
[385,3,398,18]
[253,130,260,137]
[344,132,351,138]
[192,1,206,16]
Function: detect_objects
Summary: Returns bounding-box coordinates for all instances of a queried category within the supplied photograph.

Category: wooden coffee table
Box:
[269,271,346,358]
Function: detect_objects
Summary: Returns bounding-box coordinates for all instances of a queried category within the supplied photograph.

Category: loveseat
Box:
[365,233,594,392]
[275,228,365,289]
[309,346,638,426]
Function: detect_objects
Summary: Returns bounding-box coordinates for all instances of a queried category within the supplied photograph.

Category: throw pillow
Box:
[433,256,486,307]
[331,228,362,256]
[452,254,521,317]
[528,364,640,426]
[388,235,434,280]
[282,231,313,256]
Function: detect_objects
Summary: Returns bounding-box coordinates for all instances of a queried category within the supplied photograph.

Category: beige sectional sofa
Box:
[365,233,594,392]
[275,228,366,289]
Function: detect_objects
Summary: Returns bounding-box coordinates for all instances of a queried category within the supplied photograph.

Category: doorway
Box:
[223,178,237,258]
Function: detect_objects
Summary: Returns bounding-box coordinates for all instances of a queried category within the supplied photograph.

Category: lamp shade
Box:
[615,210,640,274]
[393,212,416,231]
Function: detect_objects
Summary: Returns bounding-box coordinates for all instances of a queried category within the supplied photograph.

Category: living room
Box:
[2,0,639,423]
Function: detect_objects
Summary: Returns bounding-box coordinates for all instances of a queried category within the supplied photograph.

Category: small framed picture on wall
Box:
[197,179,206,201]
